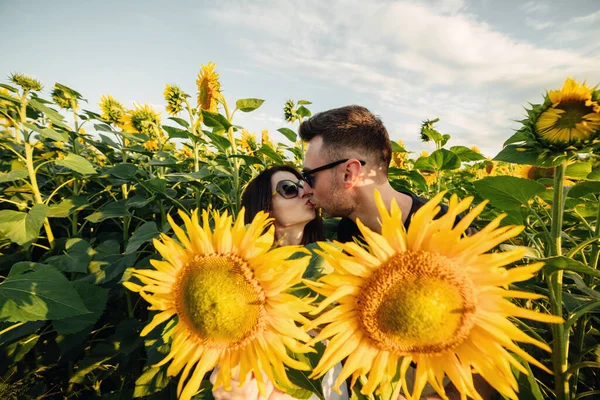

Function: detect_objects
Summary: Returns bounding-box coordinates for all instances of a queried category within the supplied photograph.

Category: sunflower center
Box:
[177,255,265,348]
[554,101,595,129]
[359,250,476,355]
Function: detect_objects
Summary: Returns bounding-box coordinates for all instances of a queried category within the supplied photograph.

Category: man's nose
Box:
[300,183,313,198]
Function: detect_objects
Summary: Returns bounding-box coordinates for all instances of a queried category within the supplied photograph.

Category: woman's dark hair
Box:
[241,165,325,245]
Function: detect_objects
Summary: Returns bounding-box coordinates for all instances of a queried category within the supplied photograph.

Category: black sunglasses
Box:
[302,159,366,187]
[272,179,304,199]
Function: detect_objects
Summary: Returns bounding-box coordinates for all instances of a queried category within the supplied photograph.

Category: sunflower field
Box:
[0,64,599,400]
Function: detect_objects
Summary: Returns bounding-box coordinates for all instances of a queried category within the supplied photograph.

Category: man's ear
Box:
[343,159,363,188]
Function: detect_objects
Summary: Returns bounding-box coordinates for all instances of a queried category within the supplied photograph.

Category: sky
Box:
[1,0,600,158]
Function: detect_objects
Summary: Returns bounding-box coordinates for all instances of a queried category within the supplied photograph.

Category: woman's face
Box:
[270,171,316,227]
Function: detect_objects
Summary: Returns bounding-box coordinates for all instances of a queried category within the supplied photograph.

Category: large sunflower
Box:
[306,191,563,400]
[196,62,222,112]
[123,208,313,400]
[536,78,600,144]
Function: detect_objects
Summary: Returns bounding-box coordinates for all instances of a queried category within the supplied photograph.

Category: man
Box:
[299,105,491,400]
[299,105,459,242]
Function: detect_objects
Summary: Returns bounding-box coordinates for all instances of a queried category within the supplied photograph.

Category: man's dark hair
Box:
[298,105,392,174]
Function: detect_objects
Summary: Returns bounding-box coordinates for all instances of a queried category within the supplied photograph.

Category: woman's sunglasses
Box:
[272,179,304,199]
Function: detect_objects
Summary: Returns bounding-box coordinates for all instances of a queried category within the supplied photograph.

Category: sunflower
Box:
[514,165,576,187]
[196,62,222,112]
[121,103,162,135]
[164,84,188,115]
[51,83,80,111]
[284,99,297,123]
[305,191,563,400]
[240,129,257,153]
[261,129,273,147]
[99,95,127,126]
[536,78,600,144]
[144,139,159,152]
[123,208,314,400]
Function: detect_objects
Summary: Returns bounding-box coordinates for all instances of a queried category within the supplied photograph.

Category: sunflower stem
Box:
[572,195,600,394]
[222,98,241,213]
[548,160,569,400]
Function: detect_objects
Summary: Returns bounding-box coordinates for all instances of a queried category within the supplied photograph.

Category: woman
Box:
[241,164,325,246]
[211,165,347,400]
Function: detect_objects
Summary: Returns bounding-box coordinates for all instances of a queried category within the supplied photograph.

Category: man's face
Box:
[302,136,354,218]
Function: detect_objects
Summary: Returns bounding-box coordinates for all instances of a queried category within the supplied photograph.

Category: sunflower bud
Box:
[10,73,42,92]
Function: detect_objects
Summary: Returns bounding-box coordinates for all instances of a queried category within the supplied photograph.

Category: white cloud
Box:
[205,0,600,155]
[520,2,550,14]
[572,9,600,24]
[525,17,553,30]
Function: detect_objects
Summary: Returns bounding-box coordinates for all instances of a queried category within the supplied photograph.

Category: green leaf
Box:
[429,148,461,170]
[567,181,600,198]
[28,98,69,129]
[296,105,312,118]
[503,130,529,146]
[277,127,297,142]
[285,341,326,400]
[125,222,160,254]
[133,366,170,398]
[201,110,232,130]
[0,169,27,183]
[23,122,69,142]
[473,176,546,211]
[565,162,592,179]
[587,168,600,181]
[94,123,115,133]
[85,200,130,223]
[297,100,312,105]
[4,333,40,362]
[391,141,407,153]
[228,154,264,166]
[47,196,88,218]
[509,354,545,400]
[0,204,49,246]
[168,116,190,128]
[449,146,486,162]
[543,256,600,279]
[145,177,167,194]
[494,145,562,167]
[205,131,232,152]
[414,149,460,171]
[106,163,138,180]
[52,282,108,334]
[0,266,89,322]
[163,125,190,139]
[45,238,92,273]
[55,153,97,175]
[258,145,283,164]
[236,98,265,112]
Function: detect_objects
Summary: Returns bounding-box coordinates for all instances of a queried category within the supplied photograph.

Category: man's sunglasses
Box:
[302,159,366,187]
[272,179,304,199]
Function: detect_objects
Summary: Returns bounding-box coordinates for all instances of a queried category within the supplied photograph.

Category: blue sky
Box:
[1,0,599,158]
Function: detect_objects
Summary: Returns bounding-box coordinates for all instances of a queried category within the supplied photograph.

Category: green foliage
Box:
[0,71,598,400]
